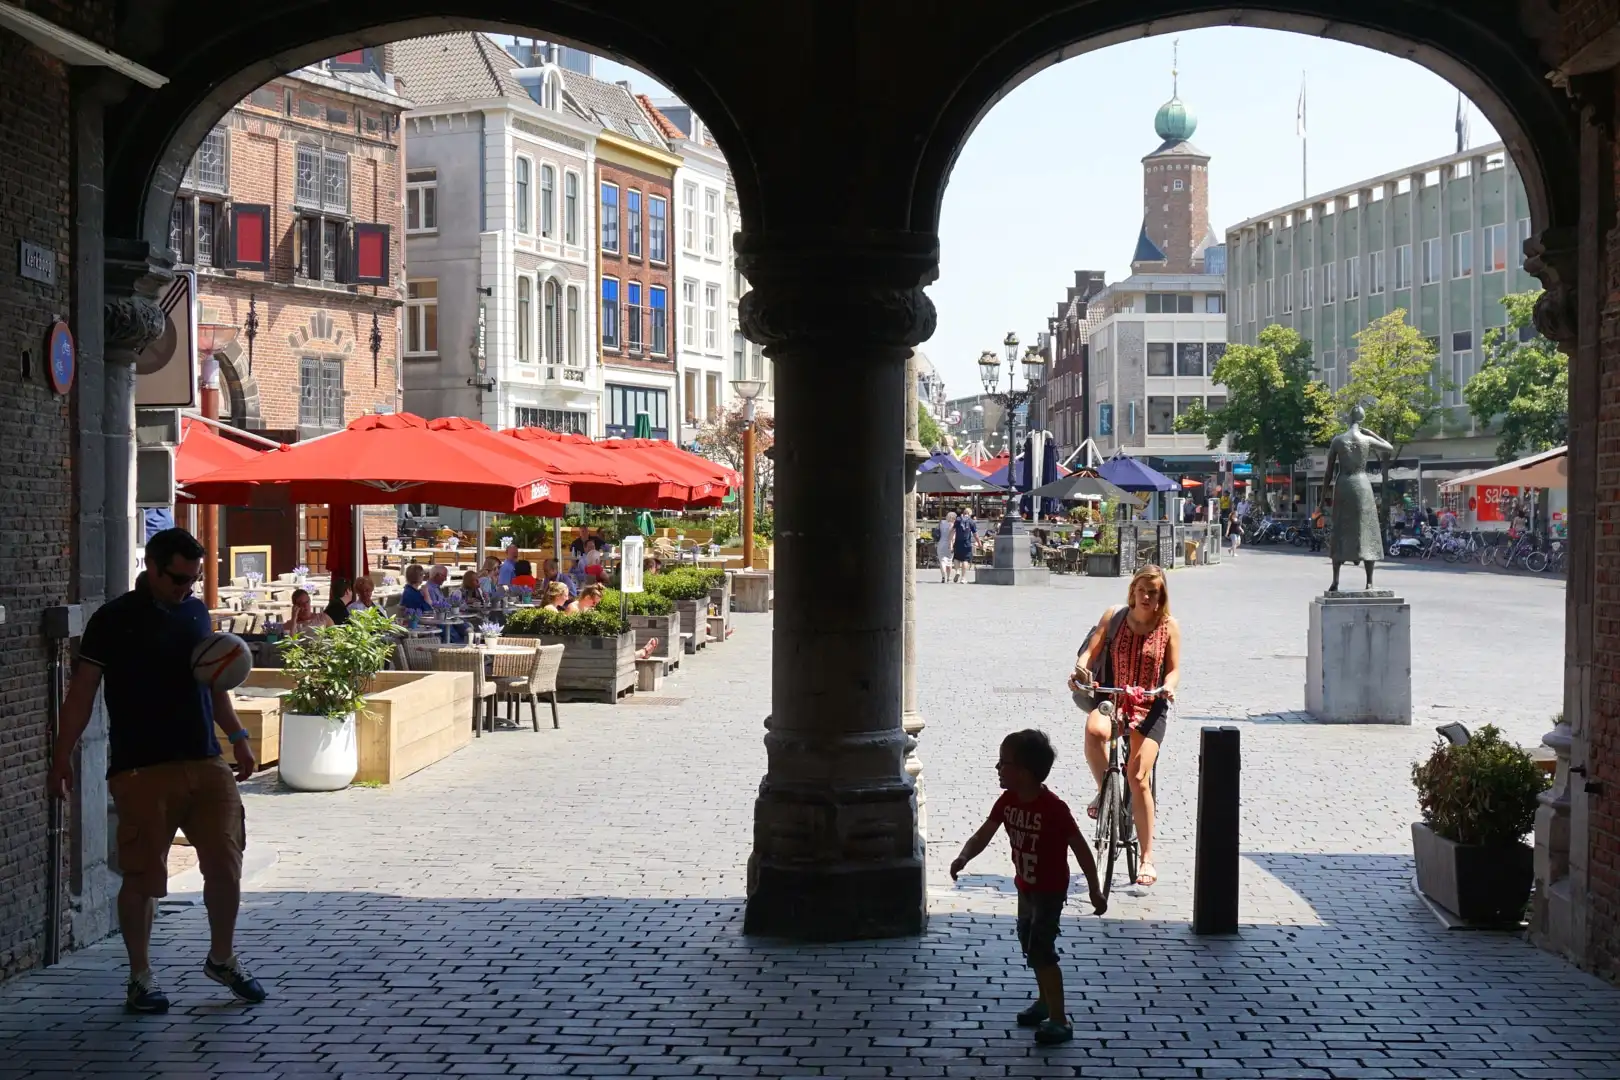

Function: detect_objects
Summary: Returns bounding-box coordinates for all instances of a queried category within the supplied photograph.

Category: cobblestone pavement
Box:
[3,549,1616,1078]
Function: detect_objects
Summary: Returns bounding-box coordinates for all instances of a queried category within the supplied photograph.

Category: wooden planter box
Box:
[718,544,773,570]
[1084,552,1121,577]
[627,612,680,669]
[1411,822,1534,925]
[227,669,474,784]
[541,630,637,703]
[677,599,708,652]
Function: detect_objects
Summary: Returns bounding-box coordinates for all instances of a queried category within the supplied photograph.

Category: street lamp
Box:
[731,375,766,570]
[978,331,1045,535]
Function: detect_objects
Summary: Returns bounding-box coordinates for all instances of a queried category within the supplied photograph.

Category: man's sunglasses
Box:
[162,569,201,587]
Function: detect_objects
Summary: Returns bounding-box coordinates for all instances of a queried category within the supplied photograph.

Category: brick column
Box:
[738,229,933,940]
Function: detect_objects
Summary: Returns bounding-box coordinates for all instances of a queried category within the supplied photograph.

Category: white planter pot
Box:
[278,711,358,791]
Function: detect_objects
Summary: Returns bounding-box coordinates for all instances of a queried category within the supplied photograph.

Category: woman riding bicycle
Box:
[1068,564,1181,887]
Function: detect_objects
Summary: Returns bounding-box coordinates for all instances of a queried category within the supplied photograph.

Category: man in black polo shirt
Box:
[49,528,267,1013]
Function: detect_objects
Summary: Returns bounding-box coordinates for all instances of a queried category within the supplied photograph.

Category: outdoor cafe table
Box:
[426,642,537,679]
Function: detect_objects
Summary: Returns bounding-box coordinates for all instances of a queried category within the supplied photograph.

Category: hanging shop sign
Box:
[45,318,74,395]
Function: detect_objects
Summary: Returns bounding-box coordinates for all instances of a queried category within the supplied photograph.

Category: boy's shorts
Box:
[1016,889,1065,968]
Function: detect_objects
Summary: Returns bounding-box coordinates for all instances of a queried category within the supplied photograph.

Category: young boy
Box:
[950,729,1106,1046]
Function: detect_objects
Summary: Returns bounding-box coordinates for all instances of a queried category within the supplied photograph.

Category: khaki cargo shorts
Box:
[108,756,245,898]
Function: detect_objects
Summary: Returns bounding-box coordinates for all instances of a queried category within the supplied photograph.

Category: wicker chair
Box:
[432,648,497,736]
[488,641,565,730]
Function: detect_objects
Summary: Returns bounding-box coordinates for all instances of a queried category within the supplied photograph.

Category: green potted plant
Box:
[276,607,396,791]
[1410,724,1550,924]
[1085,517,1120,577]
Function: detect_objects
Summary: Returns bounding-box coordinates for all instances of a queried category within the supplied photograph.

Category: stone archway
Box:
[212,339,262,430]
[89,0,1608,964]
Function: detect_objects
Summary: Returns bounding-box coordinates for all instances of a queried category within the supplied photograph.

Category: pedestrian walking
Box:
[1310,504,1327,552]
[1225,506,1241,558]
[49,528,267,1014]
[950,729,1106,1046]
[952,509,976,582]
[937,510,957,583]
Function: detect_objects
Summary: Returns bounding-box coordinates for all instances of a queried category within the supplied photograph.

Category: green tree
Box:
[1175,323,1335,478]
[1335,308,1445,521]
[917,404,944,450]
[1462,290,1568,461]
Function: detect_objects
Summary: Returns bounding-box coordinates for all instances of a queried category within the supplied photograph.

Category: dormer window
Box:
[329,48,382,77]
[543,69,562,111]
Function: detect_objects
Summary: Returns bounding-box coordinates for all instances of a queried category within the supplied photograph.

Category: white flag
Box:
[1296,75,1306,138]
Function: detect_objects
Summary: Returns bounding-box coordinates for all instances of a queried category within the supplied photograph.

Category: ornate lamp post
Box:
[977,331,1046,535]
[731,374,766,568]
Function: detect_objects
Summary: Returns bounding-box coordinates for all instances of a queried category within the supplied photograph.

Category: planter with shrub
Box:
[275,607,396,791]
[1410,724,1550,925]
[503,606,636,703]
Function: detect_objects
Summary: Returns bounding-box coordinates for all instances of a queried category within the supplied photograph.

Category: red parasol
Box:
[498,425,687,508]
[174,417,271,486]
[183,412,571,514]
[597,438,737,508]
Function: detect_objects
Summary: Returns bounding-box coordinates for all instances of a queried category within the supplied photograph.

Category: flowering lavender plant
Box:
[479,621,502,639]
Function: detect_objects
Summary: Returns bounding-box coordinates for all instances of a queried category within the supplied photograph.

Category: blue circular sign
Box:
[47,319,74,395]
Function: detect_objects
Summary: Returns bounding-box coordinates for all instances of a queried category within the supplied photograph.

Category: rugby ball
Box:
[191,632,252,691]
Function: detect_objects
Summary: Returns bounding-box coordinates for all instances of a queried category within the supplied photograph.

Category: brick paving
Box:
[1,549,1616,1078]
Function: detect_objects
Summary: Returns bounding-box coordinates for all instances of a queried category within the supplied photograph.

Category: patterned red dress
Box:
[1110,616,1170,728]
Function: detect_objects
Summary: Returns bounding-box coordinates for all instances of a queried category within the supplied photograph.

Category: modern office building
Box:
[1084,84,1229,473]
[1225,141,1540,503]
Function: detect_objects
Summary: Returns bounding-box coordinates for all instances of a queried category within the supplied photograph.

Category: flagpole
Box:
[1298,71,1308,201]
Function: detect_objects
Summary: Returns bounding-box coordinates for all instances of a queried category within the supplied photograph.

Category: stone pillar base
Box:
[745,859,926,940]
[974,522,1050,585]
[1304,590,1411,724]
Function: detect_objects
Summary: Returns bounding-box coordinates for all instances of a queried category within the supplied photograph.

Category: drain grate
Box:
[624,696,689,707]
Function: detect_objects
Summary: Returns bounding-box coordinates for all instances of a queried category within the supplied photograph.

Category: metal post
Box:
[742,398,756,569]
[200,356,221,609]
[1193,725,1241,934]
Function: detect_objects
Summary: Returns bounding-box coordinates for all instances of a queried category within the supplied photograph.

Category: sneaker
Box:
[203,955,268,1004]
[125,971,170,1014]
[1016,1000,1049,1027]
[1034,1019,1074,1046]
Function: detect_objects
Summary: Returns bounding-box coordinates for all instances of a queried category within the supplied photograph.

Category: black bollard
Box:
[1192,725,1240,934]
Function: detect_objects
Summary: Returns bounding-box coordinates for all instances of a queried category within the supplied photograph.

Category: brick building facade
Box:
[173,56,410,570]
[0,2,88,981]
[1043,270,1108,454]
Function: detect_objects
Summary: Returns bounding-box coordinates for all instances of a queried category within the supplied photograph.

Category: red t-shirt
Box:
[993,786,1081,893]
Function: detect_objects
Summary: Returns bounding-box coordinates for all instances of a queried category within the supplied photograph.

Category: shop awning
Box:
[183,412,572,514]
[1440,446,1568,490]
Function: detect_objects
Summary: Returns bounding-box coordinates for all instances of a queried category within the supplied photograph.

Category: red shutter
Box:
[229,204,271,270]
[352,223,390,286]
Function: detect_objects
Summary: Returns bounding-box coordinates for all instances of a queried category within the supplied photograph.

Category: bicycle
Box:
[1080,682,1165,903]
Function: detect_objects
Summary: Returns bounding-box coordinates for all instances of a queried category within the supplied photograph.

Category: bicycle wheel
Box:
[1526,550,1548,572]
[1092,773,1122,903]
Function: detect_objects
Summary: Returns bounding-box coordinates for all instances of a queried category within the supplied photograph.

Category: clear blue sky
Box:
[593,29,1498,399]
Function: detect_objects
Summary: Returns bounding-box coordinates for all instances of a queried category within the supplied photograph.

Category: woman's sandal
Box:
[1086,793,1102,820]
[1136,862,1157,887]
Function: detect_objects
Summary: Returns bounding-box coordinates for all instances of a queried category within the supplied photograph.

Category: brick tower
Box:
[1132,51,1215,275]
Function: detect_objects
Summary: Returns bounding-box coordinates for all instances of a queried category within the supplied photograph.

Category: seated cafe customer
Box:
[426,564,451,606]
[509,560,538,591]
[457,569,488,606]
[324,577,352,625]
[349,574,379,612]
[540,558,575,597]
[575,583,606,612]
[287,589,333,636]
[400,565,432,615]
[540,581,573,612]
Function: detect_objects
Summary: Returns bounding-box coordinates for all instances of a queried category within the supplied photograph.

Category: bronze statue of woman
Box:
[1322,404,1394,591]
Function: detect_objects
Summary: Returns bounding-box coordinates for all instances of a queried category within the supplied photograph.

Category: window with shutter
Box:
[228,204,271,271]
[351,224,390,285]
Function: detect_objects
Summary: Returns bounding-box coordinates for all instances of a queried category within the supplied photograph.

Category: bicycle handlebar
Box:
[1076,683,1166,695]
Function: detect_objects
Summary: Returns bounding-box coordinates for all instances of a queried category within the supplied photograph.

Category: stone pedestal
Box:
[1531,721,1575,952]
[1304,590,1411,724]
[973,520,1050,586]
[731,570,772,612]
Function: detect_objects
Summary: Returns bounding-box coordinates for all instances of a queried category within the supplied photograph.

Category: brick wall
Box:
[1141,154,1210,274]
[0,23,77,981]
[1588,73,1620,983]
[596,160,675,377]
[184,73,406,570]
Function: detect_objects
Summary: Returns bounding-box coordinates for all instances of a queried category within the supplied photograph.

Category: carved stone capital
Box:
[1524,226,1578,349]
[104,296,167,365]
[736,229,939,352]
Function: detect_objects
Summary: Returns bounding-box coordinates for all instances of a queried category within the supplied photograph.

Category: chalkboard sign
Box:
[229,545,273,583]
